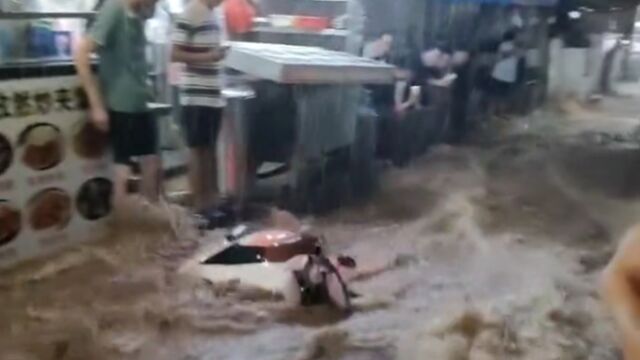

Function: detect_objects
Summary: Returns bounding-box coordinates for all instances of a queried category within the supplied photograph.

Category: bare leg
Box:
[203,146,218,208]
[220,117,250,205]
[238,139,251,204]
[189,148,209,211]
[113,164,131,206]
[140,154,161,202]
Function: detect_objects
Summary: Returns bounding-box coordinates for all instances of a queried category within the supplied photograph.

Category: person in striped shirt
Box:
[171,0,227,213]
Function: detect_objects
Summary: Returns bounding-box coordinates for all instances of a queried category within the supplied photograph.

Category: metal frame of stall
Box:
[220,42,394,212]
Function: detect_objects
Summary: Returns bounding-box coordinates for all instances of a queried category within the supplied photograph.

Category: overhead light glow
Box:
[166,0,184,13]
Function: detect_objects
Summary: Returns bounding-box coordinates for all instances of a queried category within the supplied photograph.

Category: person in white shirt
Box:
[171,0,228,213]
[363,33,393,61]
[489,31,518,119]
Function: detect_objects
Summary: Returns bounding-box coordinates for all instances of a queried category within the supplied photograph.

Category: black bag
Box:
[294,253,353,314]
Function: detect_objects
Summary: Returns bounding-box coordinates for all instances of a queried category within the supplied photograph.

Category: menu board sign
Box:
[0,76,112,269]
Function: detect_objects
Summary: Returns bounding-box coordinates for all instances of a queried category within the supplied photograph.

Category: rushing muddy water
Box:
[2,98,640,359]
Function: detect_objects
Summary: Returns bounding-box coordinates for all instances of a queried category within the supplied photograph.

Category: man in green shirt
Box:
[74,0,160,205]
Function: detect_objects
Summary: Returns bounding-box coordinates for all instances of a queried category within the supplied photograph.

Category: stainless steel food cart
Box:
[220,41,394,211]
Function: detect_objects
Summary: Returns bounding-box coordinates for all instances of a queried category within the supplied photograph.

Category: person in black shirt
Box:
[402,49,433,108]
[449,50,472,143]
[406,46,456,108]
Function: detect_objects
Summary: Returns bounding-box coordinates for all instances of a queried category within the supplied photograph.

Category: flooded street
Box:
[3,94,640,360]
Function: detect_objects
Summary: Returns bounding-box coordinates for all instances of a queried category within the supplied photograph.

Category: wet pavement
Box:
[2,92,640,359]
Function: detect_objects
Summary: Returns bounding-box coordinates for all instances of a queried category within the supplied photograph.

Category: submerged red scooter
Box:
[180,208,357,314]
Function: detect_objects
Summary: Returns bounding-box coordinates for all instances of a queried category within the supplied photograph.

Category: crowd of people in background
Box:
[76,0,531,211]
[363,28,529,165]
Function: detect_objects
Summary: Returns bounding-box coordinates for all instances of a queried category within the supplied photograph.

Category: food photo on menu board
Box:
[0,133,12,176]
[27,188,72,231]
[18,123,64,171]
[77,178,112,221]
[0,200,21,246]
[73,120,109,159]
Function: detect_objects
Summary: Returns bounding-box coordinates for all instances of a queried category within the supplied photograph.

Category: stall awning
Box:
[563,0,640,12]
[445,0,558,6]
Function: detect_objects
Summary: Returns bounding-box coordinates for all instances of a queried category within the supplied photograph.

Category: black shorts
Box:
[109,110,158,165]
[489,78,513,98]
[181,106,223,148]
